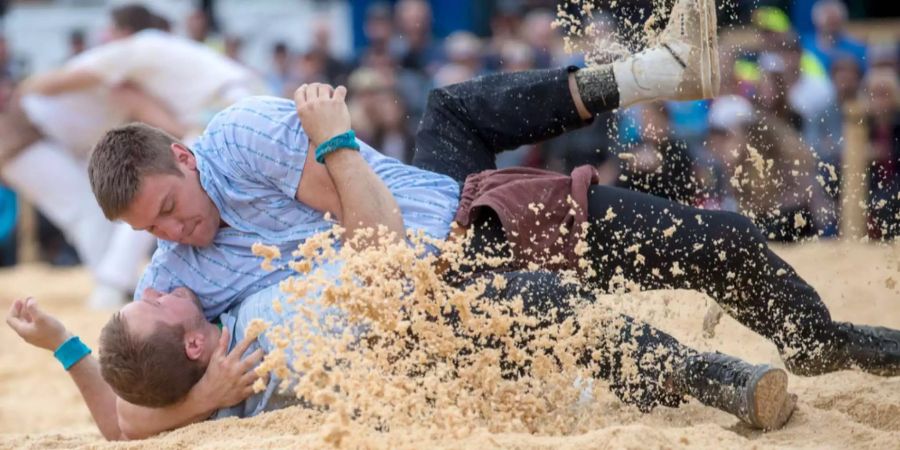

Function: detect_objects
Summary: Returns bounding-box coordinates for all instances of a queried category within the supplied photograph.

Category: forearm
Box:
[323,149,405,245]
[116,387,216,440]
[23,69,102,96]
[113,84,189,139]
[66,355,125,440]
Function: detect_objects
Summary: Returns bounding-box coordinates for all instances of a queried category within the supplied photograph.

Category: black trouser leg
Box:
[467,270,692,412]
[582,185,836,357]
[412,67,591,183]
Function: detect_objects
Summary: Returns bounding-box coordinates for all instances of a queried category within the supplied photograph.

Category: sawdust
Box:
[2,242,899,449]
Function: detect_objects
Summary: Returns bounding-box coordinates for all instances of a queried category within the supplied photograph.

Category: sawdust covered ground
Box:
[1,241,898,449]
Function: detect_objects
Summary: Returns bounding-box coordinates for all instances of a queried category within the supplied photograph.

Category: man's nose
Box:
[142,288,163,300]
[157,218,185,241]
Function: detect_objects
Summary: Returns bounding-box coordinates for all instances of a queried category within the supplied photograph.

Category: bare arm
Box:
[295,147,343,220]
[6,299,263,441]
[294,83,405,245]
[116,391,215,439]
[20,69,103,96]
[111,83,189,139]
[5,298,123,440]
[68,355,125,439]
[116,329,264,439]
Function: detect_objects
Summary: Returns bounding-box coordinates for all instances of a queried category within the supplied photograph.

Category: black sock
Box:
[574,65,621,115]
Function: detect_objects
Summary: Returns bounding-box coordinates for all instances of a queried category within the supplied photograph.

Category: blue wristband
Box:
[53,336,91,371]
[315,130,360,164]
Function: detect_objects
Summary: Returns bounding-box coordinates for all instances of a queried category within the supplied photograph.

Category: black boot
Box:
[784,322,900,377]
[675,352,796,430]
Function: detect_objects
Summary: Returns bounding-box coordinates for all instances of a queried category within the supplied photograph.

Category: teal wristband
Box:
[53,336,91,371]
[315,130,360,164]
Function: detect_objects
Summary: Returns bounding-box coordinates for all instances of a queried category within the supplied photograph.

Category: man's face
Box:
[120,287,206,340]
[120,144,221,247]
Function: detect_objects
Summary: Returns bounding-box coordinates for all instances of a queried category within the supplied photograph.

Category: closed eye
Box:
[162,200,175,216]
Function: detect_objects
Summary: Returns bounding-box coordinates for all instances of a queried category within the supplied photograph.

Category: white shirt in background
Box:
[20,89,126,159]
[67,29,263,128]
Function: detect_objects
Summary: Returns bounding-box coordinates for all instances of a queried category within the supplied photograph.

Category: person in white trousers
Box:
[5,4,264,308]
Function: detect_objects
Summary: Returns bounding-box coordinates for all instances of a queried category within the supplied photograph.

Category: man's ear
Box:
[171,143,197,170]
[184,330,206,361]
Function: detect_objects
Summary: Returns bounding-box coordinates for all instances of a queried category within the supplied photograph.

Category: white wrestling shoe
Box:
[87,283,129,310]
[612,0,721,105]
[660,0,721,99]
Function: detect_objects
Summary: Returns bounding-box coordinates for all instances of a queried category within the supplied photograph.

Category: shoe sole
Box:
[698,0,720,98]
[748,367,795,430]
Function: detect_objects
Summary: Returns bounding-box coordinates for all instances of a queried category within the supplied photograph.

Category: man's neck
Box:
[199,321,224,366]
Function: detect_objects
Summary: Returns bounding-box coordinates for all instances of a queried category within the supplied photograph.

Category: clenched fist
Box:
[294,83,352,147]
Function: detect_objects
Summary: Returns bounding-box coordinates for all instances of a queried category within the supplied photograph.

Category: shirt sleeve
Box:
[66,37,142,85]
[209,97,309,199]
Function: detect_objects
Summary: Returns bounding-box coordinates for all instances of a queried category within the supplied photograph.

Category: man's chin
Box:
[193,229,216,247]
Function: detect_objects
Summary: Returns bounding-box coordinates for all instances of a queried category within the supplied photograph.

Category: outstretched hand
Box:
[6,297,71,351]
[192,328,267,409]
[293,82,351,147]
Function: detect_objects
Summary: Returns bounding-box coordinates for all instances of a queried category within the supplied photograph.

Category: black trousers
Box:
[410,68,837,410]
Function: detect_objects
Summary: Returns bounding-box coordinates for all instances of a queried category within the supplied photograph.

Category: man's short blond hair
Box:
[88,123,182,219]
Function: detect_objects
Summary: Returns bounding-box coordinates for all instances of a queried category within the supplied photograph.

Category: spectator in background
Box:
[757,53,803,129]
[520,9,559,69]
[431,62,473,88]
[0,35,22,267]
[291,48,329,86]
[358,46,430,122]
[741,62,831,241]
[347,67,388,145]
[370,89,415,163]
[265,41,292,98]
[483,0,524,72]
[865,69,900,240]
[1,33,27,122]
[617,102,699,205]
[68,30,87,57]
[494,39,541,169]
[346,68,414,163]
[361,2,394,58]
[765,33,839,156]
[823,54,863,147]
[392,0,442,75]
[224,35,244,65]
[868,43,898,73]
[186,8,211,43]
[499,40,535,73]
[310,21,350,87]
[700,95,755,212]
[0,35,12,83]
[433,31,482,87]
[808,51,865,234]
[831,53,863,116]
[803,0,867,73]
[185,8,223,52]
[542,113,619,183]
[0,35,27,84]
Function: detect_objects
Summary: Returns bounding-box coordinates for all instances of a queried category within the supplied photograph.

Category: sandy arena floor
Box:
[1,241,898,449]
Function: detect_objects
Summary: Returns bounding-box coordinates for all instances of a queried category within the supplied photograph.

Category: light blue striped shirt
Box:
[211,277,347,419]
[135,96,460,318]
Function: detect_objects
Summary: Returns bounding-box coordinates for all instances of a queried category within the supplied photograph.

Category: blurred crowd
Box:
[0,0,898,268]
